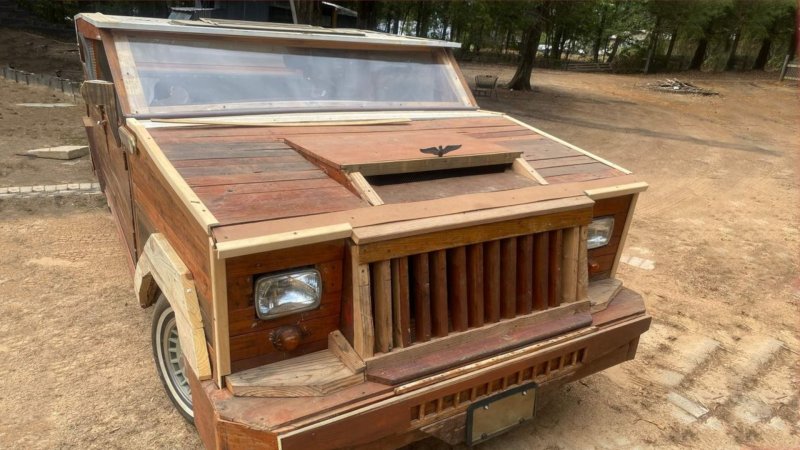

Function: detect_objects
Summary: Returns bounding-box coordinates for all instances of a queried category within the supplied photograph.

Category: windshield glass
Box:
[114,33,472,116]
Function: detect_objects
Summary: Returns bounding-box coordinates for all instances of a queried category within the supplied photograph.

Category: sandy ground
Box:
[0,58,798,449]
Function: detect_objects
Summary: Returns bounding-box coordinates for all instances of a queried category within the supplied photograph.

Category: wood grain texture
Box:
[411,253,432,343]
[446,246,468,332]
[391,258,412,348]
[353,259,375,358]
[430,250,449,338]
[483,240,501,324]
[533,232,549,311]
[561,227,580,304]
[372,260,393,353]
[499,237,517,319]
[466,244,485,328]
[577,225,589,301]
[328,330,365,373]
[548,229,563,307]
[226,350,364,397]
[515,234,534,315]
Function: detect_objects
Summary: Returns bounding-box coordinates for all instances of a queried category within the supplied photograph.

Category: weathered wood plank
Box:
[430,250,449,338]
[391,257,412,348]
[483,240,501,323]
[561,227,580,303]
[500,237,517,319]
[372,260,393,353]
[411,253,432,343]
[516,234,534,315]
[328,330,366,373]
[446,246,468,332]
[466,243,484,328]
[549,229,563,307]
[533,232,549,311]
[577,225,589,301]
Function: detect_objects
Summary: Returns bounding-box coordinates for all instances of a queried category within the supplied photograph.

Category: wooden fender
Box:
[134,233,212,381]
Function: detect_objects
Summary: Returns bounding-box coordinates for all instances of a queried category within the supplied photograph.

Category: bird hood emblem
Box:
[420,144,462,157]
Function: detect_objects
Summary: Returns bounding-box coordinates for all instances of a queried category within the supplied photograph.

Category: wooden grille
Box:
[369,226,587,353]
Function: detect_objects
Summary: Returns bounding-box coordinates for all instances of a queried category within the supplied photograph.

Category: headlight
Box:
[254,269,322,319]
[587,216,614,249]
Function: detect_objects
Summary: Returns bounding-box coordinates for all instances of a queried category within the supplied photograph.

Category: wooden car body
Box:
[75,13,649,449]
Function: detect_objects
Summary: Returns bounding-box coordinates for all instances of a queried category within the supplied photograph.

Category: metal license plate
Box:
[466,383,536,446]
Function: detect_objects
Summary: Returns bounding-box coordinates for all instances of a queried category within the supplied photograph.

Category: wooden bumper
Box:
[187,289,649,450]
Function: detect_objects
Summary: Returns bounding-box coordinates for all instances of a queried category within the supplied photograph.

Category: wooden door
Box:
[82,81,136,269]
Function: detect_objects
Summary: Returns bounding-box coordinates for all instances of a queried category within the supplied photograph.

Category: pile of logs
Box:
[647,79,718,96]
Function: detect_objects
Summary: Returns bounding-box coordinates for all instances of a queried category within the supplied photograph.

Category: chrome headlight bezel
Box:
[254,268,322,320]
[587,216,615,250]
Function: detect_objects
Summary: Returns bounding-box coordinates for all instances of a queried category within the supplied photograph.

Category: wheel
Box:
[152,294,194,423]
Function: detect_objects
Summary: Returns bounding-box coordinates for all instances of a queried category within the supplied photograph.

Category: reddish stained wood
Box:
[372,260,393,353]
[184,170,328,188]
[391,258,412,348]
[411,253,432,343]
[483,240,501,323]
[430,250,449,337]
[446,246,468,332]
[466,243,484,328]
[548,229,563,307]
[500,237,517,319]
[516,234,534,314]
[533,232,549,310]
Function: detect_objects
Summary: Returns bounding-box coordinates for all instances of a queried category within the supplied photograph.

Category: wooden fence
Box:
[779,55,798,81]
[2,66,82,99]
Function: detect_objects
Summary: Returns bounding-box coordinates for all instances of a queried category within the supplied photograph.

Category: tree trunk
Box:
[357,1,378,31]
[726,27,742,70]
[592,8,607,63]
[665,28,678,69]
[644,15,661,74]
[752,38,772,70]
[607,35,622,64]
[789,25,798,59]
[689,37,708,70]
[508,23,543,91]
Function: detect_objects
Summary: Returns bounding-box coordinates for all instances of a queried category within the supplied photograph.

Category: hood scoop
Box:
[285,130,520,177]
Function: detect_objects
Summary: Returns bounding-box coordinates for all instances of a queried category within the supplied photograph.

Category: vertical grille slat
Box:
[500,238,517,319]
[411,253,432,343]
[391,257,412,348]
[447,246,469,332]
[368,225,583,353]
[483,240,501,323]
[516,234,534,314]
[533,232,549,310]
[466,243,485,328]
[430,250,449,337]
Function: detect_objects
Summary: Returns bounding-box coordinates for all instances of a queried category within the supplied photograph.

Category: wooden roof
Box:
[76,13,461,48]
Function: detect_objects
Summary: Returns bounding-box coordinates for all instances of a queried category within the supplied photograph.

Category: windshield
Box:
[113,33,473,117]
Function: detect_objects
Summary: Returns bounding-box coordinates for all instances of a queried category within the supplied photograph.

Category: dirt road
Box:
[1,65,797,449]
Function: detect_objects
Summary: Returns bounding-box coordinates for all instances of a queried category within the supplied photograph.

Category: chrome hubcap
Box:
[161,316,191,404]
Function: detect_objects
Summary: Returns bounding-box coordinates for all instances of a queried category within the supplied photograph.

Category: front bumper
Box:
[189,288,650,450]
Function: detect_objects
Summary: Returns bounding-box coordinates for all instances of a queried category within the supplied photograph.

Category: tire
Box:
[152,294,194,423]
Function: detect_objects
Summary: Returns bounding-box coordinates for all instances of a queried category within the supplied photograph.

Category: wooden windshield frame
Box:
[100,30,477,118]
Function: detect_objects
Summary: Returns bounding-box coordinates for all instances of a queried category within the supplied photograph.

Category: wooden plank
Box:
[211,242,231,386]
[446,246,468,332]
[347,171,384,206]
[577,225,589,301]
[483,240,501,323]
[226,350,364,397]
[500,237,517,319]
[538,162,620,178]
[353,259,375,358]
[548,229,563,307]
[512,157,548,185]
[358,206,593,263]
[502,114,632,175]
[430,250,449,338]
[588,279,623,312]
[528,155,596,169]
[185,170,329,188]
[156,118,412,127]
[215,224,351,259]
[366,300,592,385]
[391,258,412,348]
[466,244,484,328]
[372,260,393,353]
[215,175,640,243]
[533,232,549,311]
[516,234,534,315]
[328,330,365,373]
[585,182,648,201]
[411,253,432,342]
[561,227,579,303]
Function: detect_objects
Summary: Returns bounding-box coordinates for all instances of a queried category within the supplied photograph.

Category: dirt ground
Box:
[1,52,798,449]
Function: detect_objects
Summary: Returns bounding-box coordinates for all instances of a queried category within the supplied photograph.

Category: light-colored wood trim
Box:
[134,234,212,380]
[561,227,580,303]
[329,330,366,373]
[610,192,640,277]
[112,34,148,115]
[353,196,593,245]
[225,350,364,397]
[502,114,633,175]
[118,125,137,155]
[443,48,478,107]
[372,260,393,353]
[351,246,375,358]
[153,118,412,127]
[512,157,549,185]
[347,172,384,206]
[394,325,597,395]
[127,118,219,233]
[215,223,352,259]
[142,110,503,129]
[588,279,623,312]
[209,238,231,386]
[577,225,589,301]
[585,181,648,200]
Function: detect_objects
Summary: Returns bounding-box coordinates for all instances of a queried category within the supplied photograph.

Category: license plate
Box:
[466,383,536,446]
